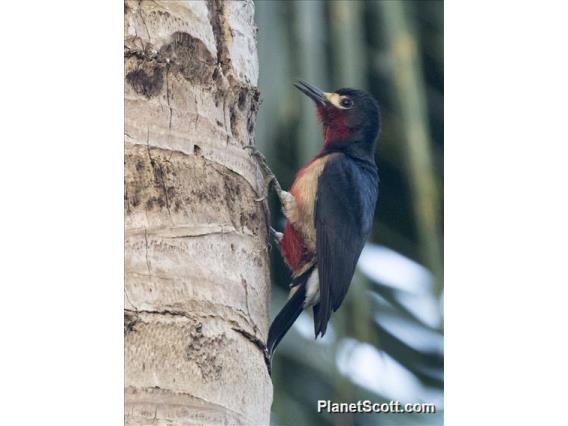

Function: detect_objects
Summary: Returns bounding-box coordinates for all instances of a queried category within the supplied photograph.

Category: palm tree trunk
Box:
[124,1,272,424]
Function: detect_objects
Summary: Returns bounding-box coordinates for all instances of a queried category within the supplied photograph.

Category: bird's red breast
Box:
[280,221,308,272]
[280,153,338,276]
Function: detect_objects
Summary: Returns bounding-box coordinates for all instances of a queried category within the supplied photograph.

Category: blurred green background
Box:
[254,1,443,425]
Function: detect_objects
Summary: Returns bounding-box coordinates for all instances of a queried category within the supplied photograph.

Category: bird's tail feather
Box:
[267,284,306,359]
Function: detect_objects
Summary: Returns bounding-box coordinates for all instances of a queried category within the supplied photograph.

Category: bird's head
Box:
[294,80,380,152]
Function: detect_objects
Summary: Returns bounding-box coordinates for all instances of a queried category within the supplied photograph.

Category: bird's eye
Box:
[340,98,353,108]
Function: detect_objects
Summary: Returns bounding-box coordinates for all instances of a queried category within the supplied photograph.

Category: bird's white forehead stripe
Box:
[325,92,349,109]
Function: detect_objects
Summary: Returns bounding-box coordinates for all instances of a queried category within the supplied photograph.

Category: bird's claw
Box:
[243,145,264,163]
[243,145,257,154]
[254,175,275,202]
[245,145,282,201]
[244,145,275,177]
[269,226,283,242]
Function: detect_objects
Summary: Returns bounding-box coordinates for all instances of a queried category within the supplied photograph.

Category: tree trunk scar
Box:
[146,129,173,221]
[165,64,173,131]
[143,227,152,276]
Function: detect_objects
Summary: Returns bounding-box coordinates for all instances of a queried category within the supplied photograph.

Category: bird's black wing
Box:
[314,154,378,337]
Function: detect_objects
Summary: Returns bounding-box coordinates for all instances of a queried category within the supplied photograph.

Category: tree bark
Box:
[124,1,272,424]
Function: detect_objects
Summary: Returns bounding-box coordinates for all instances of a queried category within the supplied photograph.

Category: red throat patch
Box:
[316,104,351,145]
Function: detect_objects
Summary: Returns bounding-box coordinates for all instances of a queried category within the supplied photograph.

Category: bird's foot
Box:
[244,145,271,175]
[244,145,284,202]
[254,175,275,202]
[263,348,272,376]
[267,226,284,254]
[270,226,283,243]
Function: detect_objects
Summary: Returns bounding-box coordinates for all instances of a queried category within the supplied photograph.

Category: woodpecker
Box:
[248,80,380,363]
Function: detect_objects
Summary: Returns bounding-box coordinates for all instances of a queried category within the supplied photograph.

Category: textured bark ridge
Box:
[124,1,271,424]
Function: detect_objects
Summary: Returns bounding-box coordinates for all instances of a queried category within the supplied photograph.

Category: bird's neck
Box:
[321,119,377,164]
[320,137,377,165]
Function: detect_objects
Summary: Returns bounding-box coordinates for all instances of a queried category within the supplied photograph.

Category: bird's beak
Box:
[294,80,328,106]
